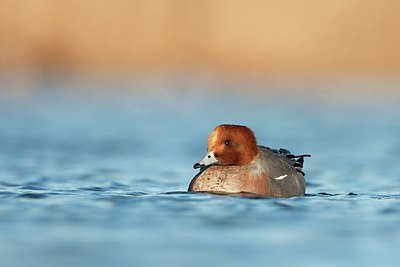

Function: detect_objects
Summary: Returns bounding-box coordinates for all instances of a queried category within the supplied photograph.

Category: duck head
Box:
[194,124,259,169]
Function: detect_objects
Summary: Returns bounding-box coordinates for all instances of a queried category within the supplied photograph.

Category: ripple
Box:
[306,192,342,197]
[370,194,400,200]
[125,191,148,196]
[0,191,18,198]
[17,193,48,199]
[159,191,192,195]
[380,207,399,214]
[80,186,107,192]
[0,181,19,187]
[109,181,130,189]
[18,185,47,191]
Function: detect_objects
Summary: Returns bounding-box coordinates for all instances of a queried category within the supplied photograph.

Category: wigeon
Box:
[189,124,310,197]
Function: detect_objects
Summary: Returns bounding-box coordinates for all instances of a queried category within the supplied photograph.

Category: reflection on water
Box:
[0,79,400,267]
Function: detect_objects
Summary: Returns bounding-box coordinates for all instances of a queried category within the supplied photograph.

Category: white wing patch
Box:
[273,174,288,180]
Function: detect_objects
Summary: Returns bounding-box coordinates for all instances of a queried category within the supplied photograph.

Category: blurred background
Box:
[1,2,400,267]
[1,0,400,79]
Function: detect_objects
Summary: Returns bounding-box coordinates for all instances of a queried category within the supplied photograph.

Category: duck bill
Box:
[193,151,218,169]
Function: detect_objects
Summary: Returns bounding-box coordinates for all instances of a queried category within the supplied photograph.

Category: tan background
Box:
[1,0,400,75]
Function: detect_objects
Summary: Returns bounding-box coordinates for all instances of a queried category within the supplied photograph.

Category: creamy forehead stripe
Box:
[208,127,219,147]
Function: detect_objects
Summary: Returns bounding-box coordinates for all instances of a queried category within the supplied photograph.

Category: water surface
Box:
[0,78,399,267]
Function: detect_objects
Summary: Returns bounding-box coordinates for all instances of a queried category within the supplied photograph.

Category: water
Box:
[1,77,400,267]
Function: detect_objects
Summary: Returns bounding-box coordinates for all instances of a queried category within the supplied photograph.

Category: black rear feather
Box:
[259,146,310,176]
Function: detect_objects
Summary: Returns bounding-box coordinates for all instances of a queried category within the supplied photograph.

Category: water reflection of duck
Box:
[189,124,310,197]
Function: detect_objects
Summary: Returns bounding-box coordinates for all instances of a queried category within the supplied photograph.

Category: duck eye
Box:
[224,140,231,146]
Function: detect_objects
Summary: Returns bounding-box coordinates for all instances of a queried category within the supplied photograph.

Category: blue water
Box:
[1,78,400,267]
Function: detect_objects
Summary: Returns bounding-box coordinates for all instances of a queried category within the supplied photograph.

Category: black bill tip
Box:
[193,163,203,169]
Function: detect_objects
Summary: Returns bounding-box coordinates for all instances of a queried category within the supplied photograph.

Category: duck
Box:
[188,124,310,197]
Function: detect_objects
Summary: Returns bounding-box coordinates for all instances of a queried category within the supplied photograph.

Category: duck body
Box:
[188,125,309,197]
